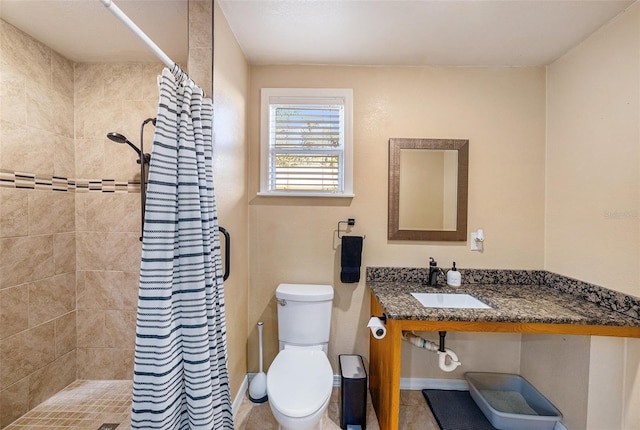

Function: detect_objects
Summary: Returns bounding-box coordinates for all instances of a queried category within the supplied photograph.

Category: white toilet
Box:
[267,283,334,430]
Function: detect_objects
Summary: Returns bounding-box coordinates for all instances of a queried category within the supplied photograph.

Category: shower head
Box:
[106,132,142,157]
[106,132,129,144]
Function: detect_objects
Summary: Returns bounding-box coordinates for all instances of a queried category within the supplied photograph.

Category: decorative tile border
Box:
[366,266,640,321]
[0,169,141,193]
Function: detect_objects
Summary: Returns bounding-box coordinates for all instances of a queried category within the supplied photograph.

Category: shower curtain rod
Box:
[98,0,183,77]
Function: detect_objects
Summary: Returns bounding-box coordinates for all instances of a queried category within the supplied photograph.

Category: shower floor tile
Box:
[5,380,132,430]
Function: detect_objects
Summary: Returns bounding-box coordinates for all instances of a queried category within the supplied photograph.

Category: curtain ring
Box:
[171,63,184,83]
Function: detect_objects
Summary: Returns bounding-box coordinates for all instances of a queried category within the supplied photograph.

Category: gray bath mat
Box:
[422,389,496,430]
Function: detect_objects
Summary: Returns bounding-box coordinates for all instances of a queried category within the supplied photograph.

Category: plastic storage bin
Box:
[339,354,367,430]
[465,372,562,430]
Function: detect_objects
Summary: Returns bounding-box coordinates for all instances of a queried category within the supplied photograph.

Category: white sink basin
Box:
[411,293,491,309]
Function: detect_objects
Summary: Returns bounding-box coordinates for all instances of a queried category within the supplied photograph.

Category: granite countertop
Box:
[367,268,640,328]
[369,282,639,327]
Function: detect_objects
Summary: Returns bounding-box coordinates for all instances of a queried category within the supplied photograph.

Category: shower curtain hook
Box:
[171,63,186,83]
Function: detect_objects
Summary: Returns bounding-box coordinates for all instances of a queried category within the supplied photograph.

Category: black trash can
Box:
[339,354,367,430]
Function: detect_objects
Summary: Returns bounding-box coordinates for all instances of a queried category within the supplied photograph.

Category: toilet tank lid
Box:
[276,284,334,301]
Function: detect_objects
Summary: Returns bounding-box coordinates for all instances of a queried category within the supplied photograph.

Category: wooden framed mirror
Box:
[388,138,469,241]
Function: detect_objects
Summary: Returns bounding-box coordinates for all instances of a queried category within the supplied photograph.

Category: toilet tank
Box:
[276,284,333,351]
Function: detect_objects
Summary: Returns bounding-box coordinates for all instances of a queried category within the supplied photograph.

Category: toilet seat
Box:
[267,349,333,418]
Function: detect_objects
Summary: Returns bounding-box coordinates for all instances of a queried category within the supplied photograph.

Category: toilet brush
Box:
[249,322,268,403]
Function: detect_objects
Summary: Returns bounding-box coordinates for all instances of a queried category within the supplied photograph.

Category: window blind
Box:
[269,104,344,192]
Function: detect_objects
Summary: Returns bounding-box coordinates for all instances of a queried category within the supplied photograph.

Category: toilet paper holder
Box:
[367,314,388,339]
[370,313,387,324]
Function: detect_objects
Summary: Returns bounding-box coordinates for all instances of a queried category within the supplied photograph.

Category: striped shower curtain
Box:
[131,68,234,430]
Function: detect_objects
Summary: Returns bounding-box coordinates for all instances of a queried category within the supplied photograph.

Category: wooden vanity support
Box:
[368,292,640,430]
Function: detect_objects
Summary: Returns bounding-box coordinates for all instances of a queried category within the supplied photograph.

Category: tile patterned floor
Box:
[5,380,132,430]
[235,388,440,430]
[4,380,440,430]
[234,387,379,430]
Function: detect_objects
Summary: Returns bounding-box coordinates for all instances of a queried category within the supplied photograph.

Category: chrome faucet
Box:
[428,257,442,286]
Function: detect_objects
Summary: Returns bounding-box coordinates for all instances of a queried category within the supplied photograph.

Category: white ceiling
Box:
[0,0,635,67]
[218,0,635,67]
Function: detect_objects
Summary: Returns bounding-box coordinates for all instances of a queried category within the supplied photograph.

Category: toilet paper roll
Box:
[367,317,387,340]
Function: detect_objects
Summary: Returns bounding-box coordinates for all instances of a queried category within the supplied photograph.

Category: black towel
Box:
[340,235,363,283]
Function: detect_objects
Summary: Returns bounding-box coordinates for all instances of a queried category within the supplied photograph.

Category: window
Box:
[260,88,353,197]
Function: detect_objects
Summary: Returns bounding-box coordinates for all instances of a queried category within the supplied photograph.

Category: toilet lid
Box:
[267,349,333,418]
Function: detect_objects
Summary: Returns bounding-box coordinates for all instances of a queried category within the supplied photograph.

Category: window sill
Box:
[257,191,355,198]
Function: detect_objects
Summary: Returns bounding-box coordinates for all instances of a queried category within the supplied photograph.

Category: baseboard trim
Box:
[232,374,249,418]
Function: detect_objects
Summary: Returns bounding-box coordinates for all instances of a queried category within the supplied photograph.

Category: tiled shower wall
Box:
[0,20,77,427]
[74,62,161,381]
[0,19,161,427]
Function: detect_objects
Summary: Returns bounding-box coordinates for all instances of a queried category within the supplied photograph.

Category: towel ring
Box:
[337,218,355,238]
[338,218,365,239]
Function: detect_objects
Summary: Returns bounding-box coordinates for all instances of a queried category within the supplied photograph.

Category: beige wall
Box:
[0,20,77,427]
[534,3,640,429]
[520,334,591,429]
[248,65,546,375]
[213,0,250,400]
[545,4,639,297]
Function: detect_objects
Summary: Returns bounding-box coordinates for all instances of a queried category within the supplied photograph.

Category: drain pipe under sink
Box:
[403,331,462,372]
